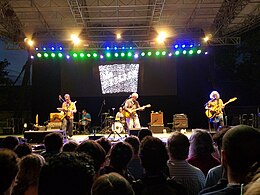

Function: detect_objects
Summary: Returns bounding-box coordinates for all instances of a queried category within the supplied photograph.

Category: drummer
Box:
[115,107,126,126]
[79,109,91,134]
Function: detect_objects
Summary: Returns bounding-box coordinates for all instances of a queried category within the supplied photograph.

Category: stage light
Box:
[189,50,193,55]
[71,34,80,45]
[35,47,39,51]
[106,47,110,50]
[115,53,119,57]
[183,50,187,54]
[122,46,125,49]
[66,55,70,59]
[197,49,202,54]
[175,51,180,55]
[141,52,145,56]
[127,52,132,57]
[80,53,85,58]
[87,53,91,58]
[189,44,194,48]
[147,51,152,56]
[58,53,63,58]
[129,47,133,49]
[73,53,78,58]
[37,53,42,58]
[106,53,111,58]
[30,55,34,59]
[156,32,166,43]
[59,47,63,51]
[168,52,172,57]
[43,47,46,51]
[182,44,186,48]
[205,51,208,55]
[162,51,166,56]
[51,47,55,51]
[134,53,139,58]
[100,55,104,59]
[114,46,118,50]
[174,44,179,49]
[93,53,98,58]
[51,53,56,58]
[155,51,160,56]
[116,33,121,39]
[44,53,49,58]
[121,52,125,57]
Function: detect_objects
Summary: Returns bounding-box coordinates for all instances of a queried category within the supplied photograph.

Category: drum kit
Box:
[101,112,126,137]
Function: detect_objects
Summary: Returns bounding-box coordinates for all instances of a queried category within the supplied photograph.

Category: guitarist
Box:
[123,92,142,130]
[205,91,224,131]
[60,94,77,139]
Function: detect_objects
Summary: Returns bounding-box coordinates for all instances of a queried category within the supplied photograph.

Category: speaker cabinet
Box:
[24,130,65,144]
[150,112,163,125]
[128,128,141,136]
[150,124,164,133]
[173,114,188,129]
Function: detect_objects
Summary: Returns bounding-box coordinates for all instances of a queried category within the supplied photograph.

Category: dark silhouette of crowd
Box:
[0,124,259,195]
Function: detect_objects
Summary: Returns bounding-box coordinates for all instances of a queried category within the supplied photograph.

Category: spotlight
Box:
[51,53,55,58]
[59,47,63,51]
[51,47,55,51]
[134,53,139,58]
[66,55,70,59]
[80,53,85,58]
[141,52,145,56]
[37,53,42,58]
[87,53,91,58]
[174,44,179,49]
[115,53,119,57]
[58,53,63,58]
[162,51,166,56]
[197,50,202,54]
[93,53,98,58]
[71,34,80,45]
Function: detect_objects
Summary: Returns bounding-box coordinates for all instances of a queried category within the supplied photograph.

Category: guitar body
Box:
[123,104,151,118]
[205,109,217,119]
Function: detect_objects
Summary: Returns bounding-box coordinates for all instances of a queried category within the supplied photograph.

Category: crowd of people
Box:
[0,124,259,195]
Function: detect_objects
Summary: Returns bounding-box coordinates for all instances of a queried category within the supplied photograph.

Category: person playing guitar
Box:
[205,91,224,131]
[59,94,77,138]
[123,92,143,131]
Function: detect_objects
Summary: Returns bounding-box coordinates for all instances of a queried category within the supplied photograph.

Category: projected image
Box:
[98,63,139,94]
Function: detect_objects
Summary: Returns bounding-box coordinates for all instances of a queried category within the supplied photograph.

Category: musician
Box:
[80,109,91,133]
[123,92,142,130]
[60,94,77,138]
[205,91,224,131]
[115,107,125,123]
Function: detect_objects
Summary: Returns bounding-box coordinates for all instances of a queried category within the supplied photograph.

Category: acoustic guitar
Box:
[205,97,237,119]
[123,104,151,118]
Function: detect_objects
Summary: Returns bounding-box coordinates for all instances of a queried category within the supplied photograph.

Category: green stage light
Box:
[183,50,187,54]
[121,52,125,57]
[37,53,42,58]
[51,53,55,58]
[189,50,194,55]
[79,53,85,58]
[93,53,98,58]
[175,51,180,55]
[155,51,160,56]
[162,51,166,56]
[58,53,63,58]
[73,53,78,58]
[141,52,145,56]
[197,49,202,54]
[106,53,111,58]
[44,53,49,58]
[127,52,132,57]
[147,51,152,56]
[87,53,91,57]
[115,53,119,57]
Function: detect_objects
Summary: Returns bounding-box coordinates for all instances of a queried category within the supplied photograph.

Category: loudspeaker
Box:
[150,124,164,133]
[24,130,65,143]
[150,112,164,125]
[129,128,141,136]
[88,135,104,140]
[173,114,188,129]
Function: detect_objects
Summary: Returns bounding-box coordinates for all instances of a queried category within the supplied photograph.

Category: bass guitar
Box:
[205,97,237,119]
[123,104,151,118]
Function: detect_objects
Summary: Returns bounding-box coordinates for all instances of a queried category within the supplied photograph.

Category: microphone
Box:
[128,95,132,99]
[103,99,106,105]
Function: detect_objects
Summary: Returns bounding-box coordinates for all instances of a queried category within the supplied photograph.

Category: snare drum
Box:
[112,122,124,133]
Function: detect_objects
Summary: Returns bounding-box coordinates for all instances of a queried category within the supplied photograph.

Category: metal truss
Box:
[213,0,251,36]
[207,37,241,46]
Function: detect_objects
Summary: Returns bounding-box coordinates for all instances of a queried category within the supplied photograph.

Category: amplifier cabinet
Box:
[150,112,163,125]
[173,114,188,129]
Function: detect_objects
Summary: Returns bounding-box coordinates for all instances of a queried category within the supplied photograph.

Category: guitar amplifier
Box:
[173,114,188,129]
[150,112,163,125]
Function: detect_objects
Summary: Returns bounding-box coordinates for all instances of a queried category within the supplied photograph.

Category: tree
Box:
[0,58,13,86]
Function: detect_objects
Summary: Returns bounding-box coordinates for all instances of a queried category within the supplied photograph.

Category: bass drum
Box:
[112,122,124,133]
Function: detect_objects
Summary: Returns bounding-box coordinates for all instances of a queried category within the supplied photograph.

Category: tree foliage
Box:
[0,58,13,86]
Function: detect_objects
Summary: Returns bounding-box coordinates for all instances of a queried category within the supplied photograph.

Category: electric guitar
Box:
[57,101,77,120]
[205,97,237,119]
[123,104,151,118]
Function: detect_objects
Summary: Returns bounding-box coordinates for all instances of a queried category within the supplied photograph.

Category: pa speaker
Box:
[24,130,65,144]
[128,128,141,136]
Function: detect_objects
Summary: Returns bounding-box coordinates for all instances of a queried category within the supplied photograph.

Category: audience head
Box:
[189,129,215,157]
[124,135,140,155]
[62,140,78,152]
[91,172,135,195]
[14,142,32,158]
[76,140,106,172]
[139,136,169,173]
[109,142,133,170]
[38,152,95,195]
[96,137,112,155]
[213,125,232,151]
[0,149,18,194]
[221,125,260,183]
[167,132,190,160]
[43,132,63,153]
[1,136,19,150]
[138,129,152,142]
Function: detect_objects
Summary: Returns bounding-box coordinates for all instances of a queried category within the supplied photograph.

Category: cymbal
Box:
[102,112,109,115]
[106,116,115,119]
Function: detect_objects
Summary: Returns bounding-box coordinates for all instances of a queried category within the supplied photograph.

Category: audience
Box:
[0,149,19,195]
[14,143,32,158]
[137,129,152,142]
[100,141,135,183]
[167,132,205,195]
[96,137,112,155]
[38,152,95,195]
[199,125,260,195]
[62,140,78,152]
[187,129,220,176]
[91,172,135,195]
[133,136,187,195]
[125,135,144,180]
[12,153,45,195]
[1,136,19,150]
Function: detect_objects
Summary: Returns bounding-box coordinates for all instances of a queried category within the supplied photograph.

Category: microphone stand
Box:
[98,100,105,129]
